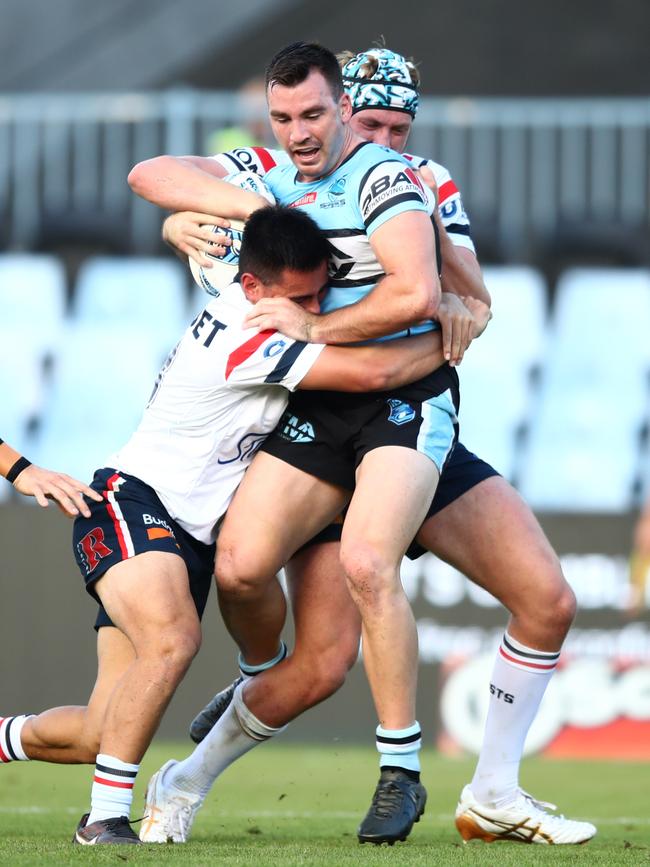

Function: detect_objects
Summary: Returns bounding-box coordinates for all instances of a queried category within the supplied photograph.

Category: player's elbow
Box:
[347,359,401,392]
[127,155,171,198]
[407,276,441,322]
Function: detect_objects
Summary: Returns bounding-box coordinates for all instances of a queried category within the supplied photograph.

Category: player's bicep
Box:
[370,210,438,282]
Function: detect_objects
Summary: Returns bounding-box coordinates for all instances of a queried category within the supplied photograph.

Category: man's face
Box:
[350,108,413,153]
[256,262,329,314]
[267,69,352,181]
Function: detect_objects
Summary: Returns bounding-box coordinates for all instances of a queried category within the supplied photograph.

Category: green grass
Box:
[1,743,648,865]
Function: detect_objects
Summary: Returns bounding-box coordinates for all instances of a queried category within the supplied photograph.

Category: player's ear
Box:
[240,272,263,303]
[340,92,352,123]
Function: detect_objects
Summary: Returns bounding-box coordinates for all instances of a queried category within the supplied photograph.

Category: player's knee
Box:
[215,545,269,600]
[547,580,577,633]
[302,646,355,706]
[516,567,576,638]
[147,621,202,677]
[340,542,397,608]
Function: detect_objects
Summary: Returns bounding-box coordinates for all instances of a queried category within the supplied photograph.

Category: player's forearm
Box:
[366,331,446,390]
[128,156,266,219]
[0,441,22,478]
[310,275,440,344]
[438,223,491,305]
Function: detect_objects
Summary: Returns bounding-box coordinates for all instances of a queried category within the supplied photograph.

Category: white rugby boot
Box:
[139,760,204,843]
[455,784,597,845]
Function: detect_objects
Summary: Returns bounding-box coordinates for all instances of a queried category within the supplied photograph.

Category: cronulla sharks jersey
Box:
[214,145,475,255]
[213,142,437,339]
[107,285,324,544]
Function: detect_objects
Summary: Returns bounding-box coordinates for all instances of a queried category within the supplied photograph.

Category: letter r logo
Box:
[77,528,113,574]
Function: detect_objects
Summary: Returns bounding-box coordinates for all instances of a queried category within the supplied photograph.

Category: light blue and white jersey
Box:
[213,145,475,252]
[213,142,437,340]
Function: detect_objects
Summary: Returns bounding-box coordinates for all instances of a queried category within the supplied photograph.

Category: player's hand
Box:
[244,298,317,342]
[435,292,480,366]
[12,465,103,518]
[417,165,439,209]
[462,296,492,340]
[162,212,232,267]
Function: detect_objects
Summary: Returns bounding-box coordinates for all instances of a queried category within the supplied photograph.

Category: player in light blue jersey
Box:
[131,41,457,844]
[129,43,593,849]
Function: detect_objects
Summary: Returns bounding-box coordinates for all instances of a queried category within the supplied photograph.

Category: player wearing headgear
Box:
[131,40,462,846]
[2,207,465,846]
[129,44,594,847]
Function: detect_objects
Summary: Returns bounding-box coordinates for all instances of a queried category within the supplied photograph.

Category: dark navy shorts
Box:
[261,366,460,489]
[72,468,215,631]
[300,443,499,561]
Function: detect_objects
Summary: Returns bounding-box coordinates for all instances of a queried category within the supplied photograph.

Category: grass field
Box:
[1,742,648,865]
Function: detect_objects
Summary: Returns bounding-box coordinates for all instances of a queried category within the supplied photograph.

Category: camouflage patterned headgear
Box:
[341,48,419,118]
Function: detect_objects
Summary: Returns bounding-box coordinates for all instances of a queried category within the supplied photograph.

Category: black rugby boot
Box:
[72,813,142,845]
[189,675,244,743]
[357,768,427,845]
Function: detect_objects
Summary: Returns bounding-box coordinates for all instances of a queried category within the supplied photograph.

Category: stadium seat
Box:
[519,268,650,510]
[0,253,67,358]
[457,266,548,478]
[31,324,167,484]
[73,256,190,350]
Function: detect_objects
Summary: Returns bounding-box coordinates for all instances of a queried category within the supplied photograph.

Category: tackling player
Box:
[1,207,481,845]
[133,46,595,847]
[130,41,465,844]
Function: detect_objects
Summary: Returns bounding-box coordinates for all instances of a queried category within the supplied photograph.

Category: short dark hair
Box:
[265,41,344,100]
[239,205,330,284]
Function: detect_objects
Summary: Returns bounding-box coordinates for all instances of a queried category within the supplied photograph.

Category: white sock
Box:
[167,682,286,798]
[88,753,139,823]
[0,715,33,762]
[471,631,560,808]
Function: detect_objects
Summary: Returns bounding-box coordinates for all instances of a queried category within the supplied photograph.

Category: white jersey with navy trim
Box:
[213,146,475,254]
[214,142,435,340]
[108,283,325,544]
[402,154,475,254]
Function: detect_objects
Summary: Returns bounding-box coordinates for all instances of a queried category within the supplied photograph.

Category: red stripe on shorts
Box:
[104,473,129,560]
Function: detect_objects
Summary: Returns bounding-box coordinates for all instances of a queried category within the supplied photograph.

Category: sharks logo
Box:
[387,399,416,426]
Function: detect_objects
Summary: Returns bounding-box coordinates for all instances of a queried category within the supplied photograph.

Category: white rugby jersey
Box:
[108,284,325,544]
[213,146,475,253]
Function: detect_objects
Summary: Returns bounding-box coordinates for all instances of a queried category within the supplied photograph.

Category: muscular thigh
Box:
[218,451,349,573]
[94,551,198,643]
[416,475,565,605]
[343,446,440,566]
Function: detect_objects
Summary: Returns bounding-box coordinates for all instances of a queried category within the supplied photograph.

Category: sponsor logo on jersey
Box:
[218,432,267,464]
[290,192,317,208]
[278,413,315,443]
[387,399,416,426]
[263,339,287,358]
[361,167,426,219]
